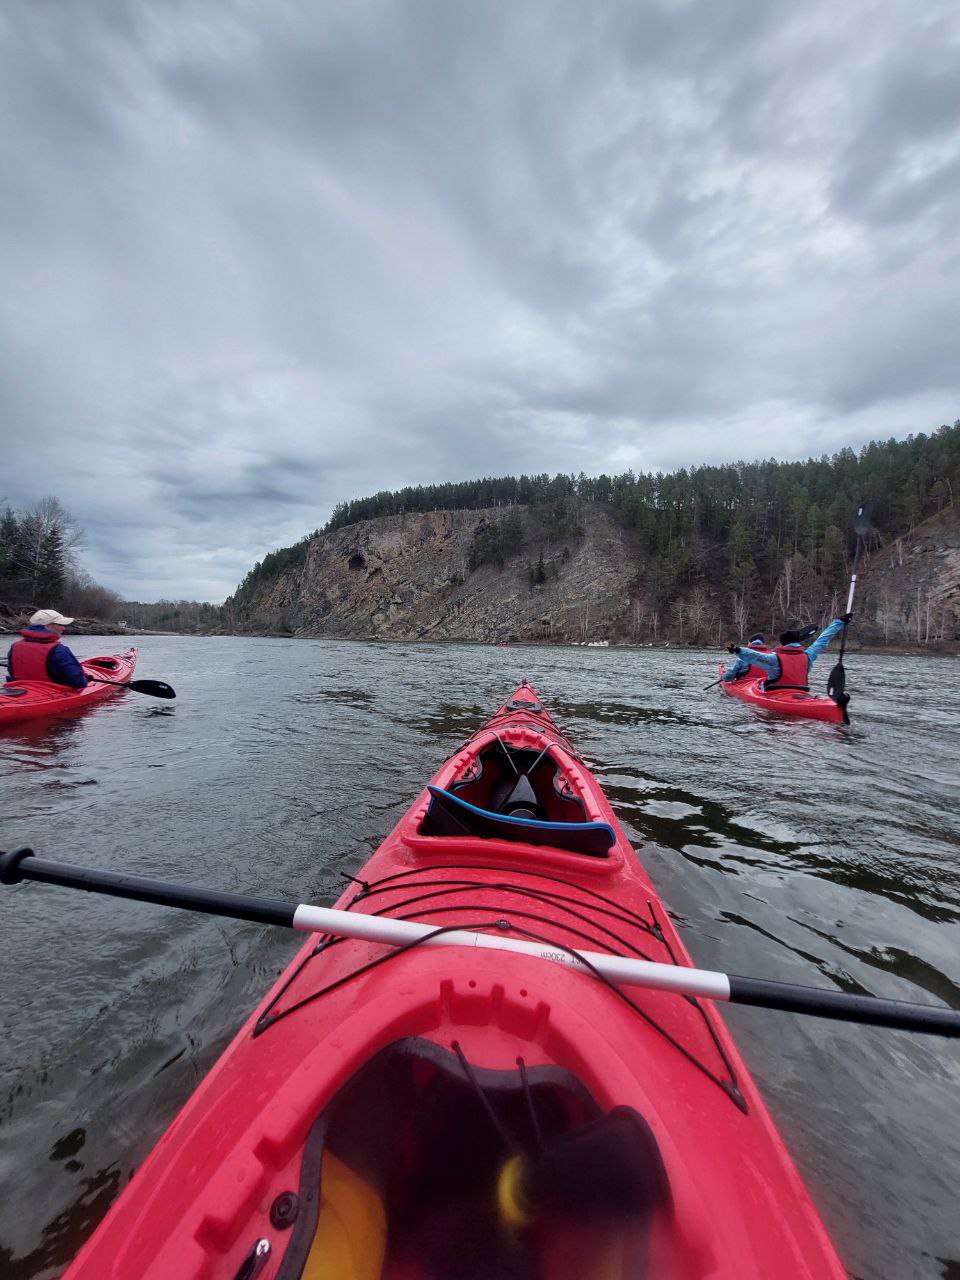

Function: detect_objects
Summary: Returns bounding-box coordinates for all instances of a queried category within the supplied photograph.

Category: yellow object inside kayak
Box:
[302,1152,386,1280]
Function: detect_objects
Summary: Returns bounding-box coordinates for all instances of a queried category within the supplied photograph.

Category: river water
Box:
[0,636,958,1279]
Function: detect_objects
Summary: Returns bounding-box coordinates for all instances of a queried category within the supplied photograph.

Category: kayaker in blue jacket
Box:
[726,616,851,692]
[6,610,89,688]
[722,634,770,682]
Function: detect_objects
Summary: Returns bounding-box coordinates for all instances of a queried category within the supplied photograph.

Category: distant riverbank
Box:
[2,613,957,656]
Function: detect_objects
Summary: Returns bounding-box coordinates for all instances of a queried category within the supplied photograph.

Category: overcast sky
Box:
[2,1,958,601]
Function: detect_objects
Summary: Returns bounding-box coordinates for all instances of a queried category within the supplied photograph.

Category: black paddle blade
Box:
[126,679,177,699]
[853,503,872,538]
[827,662,850,723]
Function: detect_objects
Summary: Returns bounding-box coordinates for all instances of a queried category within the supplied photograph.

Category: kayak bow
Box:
[30,682,848,1278]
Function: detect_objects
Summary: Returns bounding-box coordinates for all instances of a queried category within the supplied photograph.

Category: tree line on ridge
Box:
[227,421,960,645]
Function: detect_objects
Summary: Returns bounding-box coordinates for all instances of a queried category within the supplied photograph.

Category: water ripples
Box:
[0,637,958,1279]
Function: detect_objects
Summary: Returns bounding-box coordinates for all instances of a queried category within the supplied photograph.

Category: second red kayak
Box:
[0,648,137,726]
[718,662,845,722]
[39,679,846,1279]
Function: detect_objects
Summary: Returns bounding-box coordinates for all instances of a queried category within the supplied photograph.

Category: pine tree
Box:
[37,525,66,600]
[0,507,19,584]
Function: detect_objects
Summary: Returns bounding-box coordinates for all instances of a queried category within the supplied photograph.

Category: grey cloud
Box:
[1,0,958,599]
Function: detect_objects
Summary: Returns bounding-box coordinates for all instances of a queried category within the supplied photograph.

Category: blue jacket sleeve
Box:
[49,644,89,689]
[723,648,780,682]
[722,654,749,681]
[743,650,779,676]
[804,619,844,668]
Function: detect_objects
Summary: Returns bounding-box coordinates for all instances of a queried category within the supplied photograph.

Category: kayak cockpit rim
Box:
[401,728,627,873]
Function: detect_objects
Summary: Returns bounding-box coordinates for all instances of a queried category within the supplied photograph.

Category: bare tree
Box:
[14,496,84,600]
[774,555,795,616]
[632,597,646,637]
[688,585,709,642]
[671,598,687,642]
[876,590,897,644]
[731,590,749,642]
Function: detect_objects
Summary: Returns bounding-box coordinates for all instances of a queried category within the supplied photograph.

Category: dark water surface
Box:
[1,637,958,1279]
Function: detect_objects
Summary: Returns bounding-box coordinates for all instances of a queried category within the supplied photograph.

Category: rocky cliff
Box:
[230,504,644,643]
[228,501,960,647]
[855,507,960,645]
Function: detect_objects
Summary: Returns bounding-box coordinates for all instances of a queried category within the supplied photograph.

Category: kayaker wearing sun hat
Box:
[721,634,771,682]
[726,616,851,692]
[6,610,88,689]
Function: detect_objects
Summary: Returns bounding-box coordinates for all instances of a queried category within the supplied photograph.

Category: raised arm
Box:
[805,618,846,667]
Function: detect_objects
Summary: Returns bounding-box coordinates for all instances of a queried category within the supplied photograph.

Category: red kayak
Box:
[718,663,845,723]
[56,681,844,1278]
[0,649,137,726]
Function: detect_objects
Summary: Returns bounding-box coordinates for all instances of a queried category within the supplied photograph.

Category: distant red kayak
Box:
[0,649,137,726]
[60,680,844,1279]
[718,663,845,723]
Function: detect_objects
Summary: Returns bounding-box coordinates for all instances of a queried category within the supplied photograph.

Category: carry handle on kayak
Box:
[2,850,959,1039]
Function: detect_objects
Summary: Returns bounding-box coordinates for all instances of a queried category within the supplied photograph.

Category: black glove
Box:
[841,612,853,625]
[727,644,741,655]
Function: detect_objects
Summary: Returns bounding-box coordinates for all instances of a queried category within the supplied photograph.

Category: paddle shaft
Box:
[835,504,870,667]
[2,851,958,1037]
[835,540,862,667]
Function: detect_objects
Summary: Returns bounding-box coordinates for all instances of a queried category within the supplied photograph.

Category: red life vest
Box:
[8,628,59,683]
[745,643,771,679]
[767,645,810,691]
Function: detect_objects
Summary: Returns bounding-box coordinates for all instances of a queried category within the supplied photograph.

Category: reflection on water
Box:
[292,687,377,709]
[798,920,960,1010]
[0,716,85,767]
[602,778,806,857]
[0,638,958,1280]
[417,703,489,739]
[718,909,875,997]
[551,697,695,728]
[0,1163,124,1280]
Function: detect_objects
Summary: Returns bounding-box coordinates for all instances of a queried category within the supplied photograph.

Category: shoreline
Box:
[4,626,952,657]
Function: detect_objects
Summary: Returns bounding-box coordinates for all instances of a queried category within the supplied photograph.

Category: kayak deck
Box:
[64,682,845,1279]
[0,649,137,725]
[719,662,845,722]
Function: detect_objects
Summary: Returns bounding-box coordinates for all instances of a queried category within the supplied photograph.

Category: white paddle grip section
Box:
[291,903,732,1000]
[846,574,857,613]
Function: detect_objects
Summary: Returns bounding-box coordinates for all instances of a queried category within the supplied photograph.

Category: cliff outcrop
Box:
[230,504,643,643]
[856,507,960,645]
[227,501,960,648]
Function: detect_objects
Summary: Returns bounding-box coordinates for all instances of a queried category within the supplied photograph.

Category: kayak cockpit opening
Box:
[416,740,616,858]
[451,740,587,822]
[267,1037,676,1280]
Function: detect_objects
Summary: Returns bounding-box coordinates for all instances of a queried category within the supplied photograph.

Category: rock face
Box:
[229,500,960,647]
[856,508,960,645]
[235,505,641,643]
